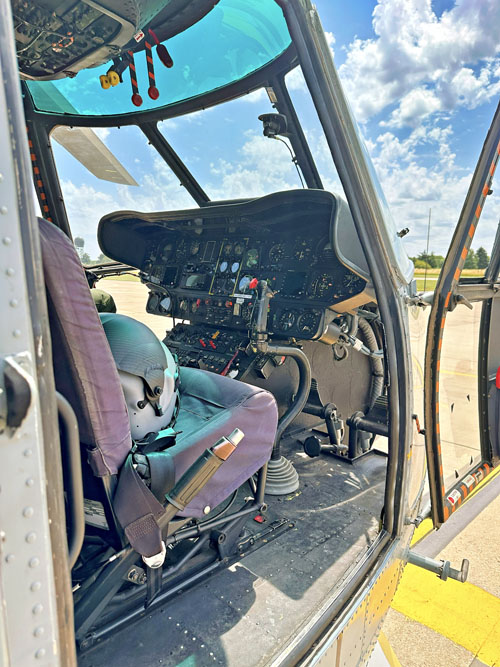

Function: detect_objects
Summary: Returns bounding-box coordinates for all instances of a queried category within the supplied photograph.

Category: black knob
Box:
[303,435,322,458]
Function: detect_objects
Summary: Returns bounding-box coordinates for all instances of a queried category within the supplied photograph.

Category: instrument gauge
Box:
[245,248,259,268]
[234,242,245,256]
[297,311,319,336]
[160,243,173,262]
[159,295,172,312]
[237,275,253,293]
[278,310,297,332]
[294,240,311,261]
[315,274,334,298]
[343,273,362,291]
[231,261,240,274]
[269,244,285,264]
[219,261,228,273]
[223,243,233,256]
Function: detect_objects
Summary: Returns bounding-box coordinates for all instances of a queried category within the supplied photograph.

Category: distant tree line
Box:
[74,237,112,265]
[410,247,490,270]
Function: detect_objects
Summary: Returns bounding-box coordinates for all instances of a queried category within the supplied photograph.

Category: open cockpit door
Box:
[424,99,500,528]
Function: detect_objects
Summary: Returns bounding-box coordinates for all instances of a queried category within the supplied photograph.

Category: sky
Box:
[50,0,500,262]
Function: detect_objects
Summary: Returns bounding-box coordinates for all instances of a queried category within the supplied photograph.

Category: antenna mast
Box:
[424,208,432,291]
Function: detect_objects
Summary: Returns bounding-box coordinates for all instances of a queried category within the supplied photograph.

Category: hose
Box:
[357,317,384,410]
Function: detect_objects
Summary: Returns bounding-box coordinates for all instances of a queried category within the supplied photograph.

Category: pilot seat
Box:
[38,216,278,640]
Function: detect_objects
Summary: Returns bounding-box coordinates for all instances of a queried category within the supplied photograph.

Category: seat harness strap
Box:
[113,451,174,558]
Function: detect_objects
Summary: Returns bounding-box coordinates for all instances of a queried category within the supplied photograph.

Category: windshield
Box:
[25,0,292,118]
[157,90,308,199]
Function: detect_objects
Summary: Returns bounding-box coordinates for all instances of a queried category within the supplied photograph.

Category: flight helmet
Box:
[100,313,179,439]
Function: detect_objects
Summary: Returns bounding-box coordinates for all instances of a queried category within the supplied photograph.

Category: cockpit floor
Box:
[79,442,386,667]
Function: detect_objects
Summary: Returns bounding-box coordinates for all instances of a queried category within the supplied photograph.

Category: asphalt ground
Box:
[103,279,499,667]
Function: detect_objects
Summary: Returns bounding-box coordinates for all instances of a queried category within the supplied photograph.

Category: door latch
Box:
[0,356,32,434]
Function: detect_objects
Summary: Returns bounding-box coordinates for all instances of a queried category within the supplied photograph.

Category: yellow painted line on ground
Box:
[392,564,500,665]
[439,369,477,378]
[410,517,433,546]
[378,631,402,667]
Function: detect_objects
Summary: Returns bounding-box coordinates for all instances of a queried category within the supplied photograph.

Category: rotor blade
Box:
[51,126,138,186]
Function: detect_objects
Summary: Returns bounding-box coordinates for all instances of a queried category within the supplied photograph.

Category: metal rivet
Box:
[29,557,40,568]
[0,206,7,215]
[9,299,18,308]
[0,174,4,182]
[23,506,34,518]
[26,532,36,544]
[33,626,44,638]
[32,603,43,615]
[13,329,21,338]
[2,237,11,245]
[5,554,15,564]
[30,581,41,592]
[24,448,32,458]
[5,267,14,276]
[35,648,46,659]
[203,506,211,515]
[26,478,34,487]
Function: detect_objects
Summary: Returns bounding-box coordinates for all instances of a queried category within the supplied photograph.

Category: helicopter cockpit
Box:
[11,0,416,664]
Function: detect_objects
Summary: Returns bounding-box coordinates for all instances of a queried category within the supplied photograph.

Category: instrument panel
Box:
[142,235,366,340]
[98,190,372,340]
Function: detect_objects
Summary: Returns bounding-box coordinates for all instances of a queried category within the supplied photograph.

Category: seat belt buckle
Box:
[142,540,166,569]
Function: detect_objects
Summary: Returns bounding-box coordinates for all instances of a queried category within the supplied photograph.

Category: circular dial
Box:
[294,239,311,261]
[219,260,228,273]
[297,311,319,336]
[314,274,334,298]
[231,261,240,274]
[245,248,259,268]
[269,243,285,264]
[278,310,296,331]
[238,275,253,293]
[343,273,363,291]
[160,243,173,262]
[159,294,172,312]
[179,299,188,312]
[190,240,201,255]
[234,242,245,256]
[223,243,233,256]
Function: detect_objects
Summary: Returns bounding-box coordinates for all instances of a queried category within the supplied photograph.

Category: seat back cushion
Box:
[39,217,131,475]
[171,367,278,517]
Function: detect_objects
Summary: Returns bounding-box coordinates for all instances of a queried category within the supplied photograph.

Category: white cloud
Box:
[365,122,500,256]
[383,87,442,128]
[208,131,303,199]
[339,0,500,126]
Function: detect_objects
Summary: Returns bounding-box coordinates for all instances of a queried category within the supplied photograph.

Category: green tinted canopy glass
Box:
[25,0,291,118]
